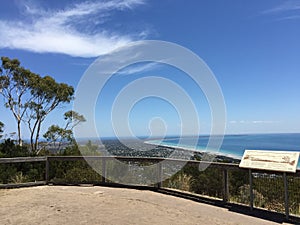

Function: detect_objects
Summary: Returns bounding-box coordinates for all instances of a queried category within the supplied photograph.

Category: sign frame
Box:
[239,150,299,173]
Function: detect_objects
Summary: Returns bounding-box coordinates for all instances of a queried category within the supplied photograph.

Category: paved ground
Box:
[0,186,293,225]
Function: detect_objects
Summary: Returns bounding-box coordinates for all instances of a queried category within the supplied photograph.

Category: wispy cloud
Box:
[0,0,146,57]
[229,120,279,124]
[262,1,300,14]
[116,62,161,75]
[261,0,300,21]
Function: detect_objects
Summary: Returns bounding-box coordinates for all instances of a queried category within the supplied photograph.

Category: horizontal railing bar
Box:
[0,156,46,164]
[47,156,165,161]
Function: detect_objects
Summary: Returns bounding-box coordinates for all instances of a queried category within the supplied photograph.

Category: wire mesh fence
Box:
[288,175,300,216]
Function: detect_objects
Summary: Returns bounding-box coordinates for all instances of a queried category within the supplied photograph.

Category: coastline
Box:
[144,140,242,163]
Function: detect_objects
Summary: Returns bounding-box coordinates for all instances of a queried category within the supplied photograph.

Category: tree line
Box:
[0,56,85,154]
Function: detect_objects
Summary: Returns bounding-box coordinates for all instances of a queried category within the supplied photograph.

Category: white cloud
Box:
[116,62,161,75]
[0,0,146,57]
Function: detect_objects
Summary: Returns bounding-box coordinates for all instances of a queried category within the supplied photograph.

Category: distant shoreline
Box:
[144,140,242,162]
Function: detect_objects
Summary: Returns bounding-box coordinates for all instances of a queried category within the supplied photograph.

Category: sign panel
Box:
[239,150,299,173]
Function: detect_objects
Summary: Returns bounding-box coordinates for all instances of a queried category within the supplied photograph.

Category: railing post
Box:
[283,172,289,221]
[102,157,106,183]
[156,162,162,189]
[45,157,49,184]
[223,169,229,203]
[249,169,254,211]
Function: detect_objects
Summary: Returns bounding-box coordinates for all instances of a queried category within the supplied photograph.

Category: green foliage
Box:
[251,175,286,212]
[229,170,249,196]
[63,110,86,128]
[167,171,192,191]
[43,125,73,150]
[54,140,100,156]
[79,140,100,155]
[164,164,223,198]
[61,144,82,156]
[288,177,300,215]
[48,157,103,184]
[44,124,71,142]
[10,172,29,183]
[63,166,102,184]
[231,184,266,208]
[0,139,31,157]
[0,161,45,184]
[43,110,86,152]
[189,167,223,198]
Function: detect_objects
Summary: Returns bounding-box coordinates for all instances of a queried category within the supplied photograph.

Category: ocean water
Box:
[147,133,300,167]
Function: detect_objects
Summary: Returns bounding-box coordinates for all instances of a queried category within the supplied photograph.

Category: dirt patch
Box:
[0,186,282,225]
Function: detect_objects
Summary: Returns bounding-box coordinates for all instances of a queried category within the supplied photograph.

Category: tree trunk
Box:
[29,117,39,153]
[34,120,42,154]
[17,119,22,146]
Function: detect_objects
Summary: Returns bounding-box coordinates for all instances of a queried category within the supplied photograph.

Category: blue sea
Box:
[146,133,300,167]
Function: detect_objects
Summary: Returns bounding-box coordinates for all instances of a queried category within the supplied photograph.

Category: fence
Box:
[0,156,299,221]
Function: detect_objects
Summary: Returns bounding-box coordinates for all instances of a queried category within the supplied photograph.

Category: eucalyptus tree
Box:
[26,76,74,153]
[43,110,86,151]
[0,57,35,146]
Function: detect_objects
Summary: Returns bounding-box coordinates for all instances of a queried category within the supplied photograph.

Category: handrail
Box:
[0,156,46,163]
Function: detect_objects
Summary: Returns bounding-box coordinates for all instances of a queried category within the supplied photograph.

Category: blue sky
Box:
[0,0,300,138]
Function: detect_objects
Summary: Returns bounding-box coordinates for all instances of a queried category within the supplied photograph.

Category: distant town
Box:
[75,139,241,164]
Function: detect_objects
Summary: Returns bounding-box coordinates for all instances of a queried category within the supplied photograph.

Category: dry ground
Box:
[0,186,290,225]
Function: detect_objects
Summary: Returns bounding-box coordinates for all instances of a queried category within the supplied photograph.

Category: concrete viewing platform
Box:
[0,186,294,225]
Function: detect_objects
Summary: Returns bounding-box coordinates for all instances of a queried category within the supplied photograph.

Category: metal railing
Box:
[0,156,299,221]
